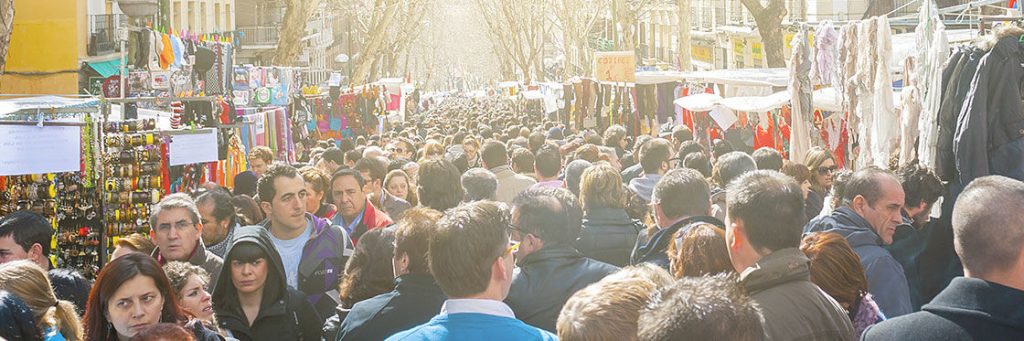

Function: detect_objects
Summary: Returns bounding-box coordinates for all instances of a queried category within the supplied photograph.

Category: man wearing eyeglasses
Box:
[151,193,224,290]
[631,169,724,270]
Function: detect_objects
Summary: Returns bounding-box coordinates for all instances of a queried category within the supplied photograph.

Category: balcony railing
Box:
[88,14,126,56]
[238,26,281,48]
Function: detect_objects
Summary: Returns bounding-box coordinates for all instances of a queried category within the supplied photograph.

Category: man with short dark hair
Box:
[505,187,619,332]
[336,208,448,341]
[709,151,757,221]
[387,201,557,340]
[0,211,92,313]
[863,176,1024,340]
[257,163,354,321]
[638,274,765,341]
[481,140,536,203]
[150,193,224,289]
[752,147,784,171]
[319,147,345,175]
[805,167,912,318]
[329,168,393,243]
[510,147,536,180]
[670,125,694,150]
[628,138,674,203]
[631,169,722,269]
[355,156,411,219]
[886,163,945,309]
[461,168,498,202]
[196,189,238,258]
[531,143,563,189]
[726,171,855,340]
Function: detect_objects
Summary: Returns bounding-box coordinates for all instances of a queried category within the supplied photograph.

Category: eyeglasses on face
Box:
[817,166,837,175]
[504,240,521,256]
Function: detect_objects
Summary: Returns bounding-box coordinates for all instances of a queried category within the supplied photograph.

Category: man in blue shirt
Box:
[387,201,557,341]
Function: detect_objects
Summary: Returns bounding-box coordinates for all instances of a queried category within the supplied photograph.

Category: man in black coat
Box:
[333,208,447,341]
[862,176,1024,340]
[505,187,619,333]
[630,169,723,269]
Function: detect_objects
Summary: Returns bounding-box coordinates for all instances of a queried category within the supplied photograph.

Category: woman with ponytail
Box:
[0,260,84,341]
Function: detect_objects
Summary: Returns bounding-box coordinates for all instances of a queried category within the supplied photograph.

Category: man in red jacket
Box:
[330,168,393,244]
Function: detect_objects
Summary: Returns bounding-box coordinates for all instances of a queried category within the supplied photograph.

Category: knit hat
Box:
[233,171,258,197]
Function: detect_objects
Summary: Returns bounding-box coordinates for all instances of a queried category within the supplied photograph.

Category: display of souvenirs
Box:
[101,118,165,253]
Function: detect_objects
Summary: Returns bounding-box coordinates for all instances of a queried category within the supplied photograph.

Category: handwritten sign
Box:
[595,51,636,83]
[0,125,81,176]
[168,128,219,166]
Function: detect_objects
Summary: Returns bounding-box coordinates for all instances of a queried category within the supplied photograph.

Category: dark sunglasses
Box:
[817,166,837,175]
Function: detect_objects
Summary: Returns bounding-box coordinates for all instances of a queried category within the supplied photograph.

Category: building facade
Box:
[169,0,235,34]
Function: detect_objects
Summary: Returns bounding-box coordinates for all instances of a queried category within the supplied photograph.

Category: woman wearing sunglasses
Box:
[805,147,838,219]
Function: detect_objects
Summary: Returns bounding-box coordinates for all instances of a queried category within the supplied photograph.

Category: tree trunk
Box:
[677,0,691,70]
[740,0,787,68]
[273,0,321,66]
[0,0,12,83]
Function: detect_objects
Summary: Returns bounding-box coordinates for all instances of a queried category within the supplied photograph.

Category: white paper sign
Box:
[169,129,219,166]
[0,125,81,176]
[254,116,265,134]
[709,105,739,130]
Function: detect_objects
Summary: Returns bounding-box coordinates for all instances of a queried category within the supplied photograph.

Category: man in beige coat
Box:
[481,140,536,203]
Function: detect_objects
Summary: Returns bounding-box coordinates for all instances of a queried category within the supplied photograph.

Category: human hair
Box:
[510,147,535,174]
[711,139,734,160]
[480,140,509,168]
[564,159,593,197]
[429,201,510,298]
[149,193,202,231]
[331,168,367,191]
[840,167,897,207]
[0,211,53,259]
[339,228,396,308]
[800,232,869,309]
[394,208,442,275]
[418,159,464,212]
[298,166,331,195]
[512,187,583,245]
[574,144,601,163]
[195,189,237,227]
[344,149,363,165]
[804,146,834,193]
[726,171,805,252]
[829,169,854,210]
[230,195,264,225]
[528,132,546,152]
[114,233,155,257]
[676,140,705,161]
[384,169,417,205]
[556,264,674,341]
[637,273,764,341]
[639,138,673,174]
[354,156,389,182]
[752,147,784,171]
[320,147,344,165]
[84,253,189,341]
[248,146,274,163]
[897,163,943,208]
[671,125,694,144]
[419,141,445,161]
[952,176,1024,277]
[0,261,83,341]
[461,168,498,202]
[651,169,711,220]
[667,224,733,278]
[256,163,300,204]
[462,136,480,150]
[0,290,42,341]
[682,152,712,178]
[780,160,811,184]
[580,164,626,211]
[603,125,627,148]
[362,146,385,159]
[711,152,757,188]
[445,150,470,174]
[129,323,195,341]
[161,262,211,300]
[534,143,562,178]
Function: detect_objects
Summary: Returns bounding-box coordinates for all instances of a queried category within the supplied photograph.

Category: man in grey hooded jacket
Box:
[805,167,913,318]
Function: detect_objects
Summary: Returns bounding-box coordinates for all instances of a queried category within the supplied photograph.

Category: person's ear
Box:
[853,195,868,213]
[259,201,273,217]
[195,221,204,236]
[29,243,45,261]
[730,220,745,251]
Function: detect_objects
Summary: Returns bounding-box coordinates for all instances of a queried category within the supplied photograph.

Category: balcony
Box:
[88,14,126,57]
[238,26,280,49]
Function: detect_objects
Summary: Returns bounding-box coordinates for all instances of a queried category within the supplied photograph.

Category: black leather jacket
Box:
[575,207,641,267]
[504,245,619,332]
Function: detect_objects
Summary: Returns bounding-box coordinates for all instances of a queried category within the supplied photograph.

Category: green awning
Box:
[86,58,124,78]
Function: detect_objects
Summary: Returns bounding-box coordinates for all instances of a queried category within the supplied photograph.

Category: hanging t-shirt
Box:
[269,220,312,289]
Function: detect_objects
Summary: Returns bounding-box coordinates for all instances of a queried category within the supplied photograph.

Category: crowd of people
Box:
[0,96,1021,340]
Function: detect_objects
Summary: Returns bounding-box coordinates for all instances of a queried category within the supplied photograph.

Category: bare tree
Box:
[677,0,691,70]
[0,0,12,83]
[553,0,607,78]
[611,0,654,51]
[274,0,323,66]
[740,0,787,67]
[475,0,547,83]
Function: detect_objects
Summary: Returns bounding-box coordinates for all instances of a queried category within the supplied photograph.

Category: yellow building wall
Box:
[0,0,87,95]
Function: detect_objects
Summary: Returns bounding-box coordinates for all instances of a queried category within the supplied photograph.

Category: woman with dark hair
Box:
[801,232,885,336]
[82,253,221,341]
[211,226,321,341]
[666,224,733,278]
[0,290,42,341]
[163,262,216,331]
[416,159,463,212]
[129,323,195,341]
[230,195,264,226]
[384,169,418,207]
[804,147,837,218]
[338,228,396,310]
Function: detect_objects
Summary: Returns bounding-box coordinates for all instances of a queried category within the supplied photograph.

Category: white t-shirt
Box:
[269,220,312,289]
